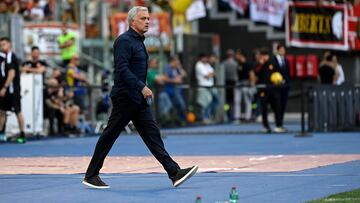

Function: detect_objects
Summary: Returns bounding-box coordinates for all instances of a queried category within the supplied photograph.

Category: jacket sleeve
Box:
[114,37,145,92]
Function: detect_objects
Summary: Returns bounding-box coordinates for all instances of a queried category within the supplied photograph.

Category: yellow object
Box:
[172,14,192,34]
[170,0,192,14]
[66,68,75,86]
[270,72,284,85]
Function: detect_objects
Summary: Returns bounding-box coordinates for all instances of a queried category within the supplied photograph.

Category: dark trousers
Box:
[48,109,64,135]
[85,93,180,179]
[279,86,289,123]
[258,87,282,128]
[225,81,236,121]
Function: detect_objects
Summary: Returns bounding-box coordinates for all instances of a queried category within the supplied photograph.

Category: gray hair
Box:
[127,6,148,25]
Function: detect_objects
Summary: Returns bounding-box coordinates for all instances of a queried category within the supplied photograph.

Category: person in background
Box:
[0,37,26,143]
[57,23,77,67]
[272,44,290,130]
[51,67,66,85]
[66,55,88,111]
[0,49,6,141]
[254,48,284,133]
[319,53,337,85]
[21,46,47,77]
[44,0,56,21]
[234,49,254,123]
[222,49,238,122]
[333,54,345,85]
[146,57,172,118]
[0,2,8,14]
[62,0,76,22]
[195,53,218,123]
[163,55,187,123]
[29,0,45,21]
[45,78,80,135]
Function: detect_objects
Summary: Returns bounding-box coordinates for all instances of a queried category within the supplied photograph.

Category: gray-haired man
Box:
[82,6,198,189]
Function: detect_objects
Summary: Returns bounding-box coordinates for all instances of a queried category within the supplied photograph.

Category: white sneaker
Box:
[274,127,287,133]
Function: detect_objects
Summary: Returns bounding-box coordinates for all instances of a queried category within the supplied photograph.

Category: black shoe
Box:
[82,176,110,189]
[171,165,198,187]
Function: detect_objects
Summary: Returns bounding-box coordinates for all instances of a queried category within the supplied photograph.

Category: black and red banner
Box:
[286,2,348,50]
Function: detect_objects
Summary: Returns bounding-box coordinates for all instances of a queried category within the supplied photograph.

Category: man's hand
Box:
[0,88,6,97]
[141,86,153,99]
[174,76,182,84]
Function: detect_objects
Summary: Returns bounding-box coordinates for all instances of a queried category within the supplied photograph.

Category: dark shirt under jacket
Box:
[111,27,149,104]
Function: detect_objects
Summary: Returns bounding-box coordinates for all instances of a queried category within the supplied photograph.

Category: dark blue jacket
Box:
[110,27,149,104]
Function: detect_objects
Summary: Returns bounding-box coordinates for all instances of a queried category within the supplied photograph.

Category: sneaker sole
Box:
[274,129,287,133]
[82,181,110,189]
[173,165,199,187]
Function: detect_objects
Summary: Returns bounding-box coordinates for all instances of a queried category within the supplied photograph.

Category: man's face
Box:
[31,49,40,60]
[62,26,67,34]
[278,47,286,56]
[0,40,11,53]
[201,56,208,63]
[170,58,179,68]
[262,54,269,62]
[131,10,150,34]
[52,69,61,78]
[149,59,158,69]
[72,56,80,66]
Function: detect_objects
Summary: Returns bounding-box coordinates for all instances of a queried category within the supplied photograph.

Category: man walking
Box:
[82,6,198,189]
[254,48,283,133]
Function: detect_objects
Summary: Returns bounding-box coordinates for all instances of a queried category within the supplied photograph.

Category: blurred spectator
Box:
[51,67,66,85]
[0,2,8,14]
[21,46,47,77]
[66,55,88,110]
[57,23,77,67]
[44,78,65,135]
[208,53,219,68]
[234,49,255,122]
[45,78,80,135]
[319,52,337,84]
[147,58,163,89]
[44,0,56,21]
[84,0,99,38]
[251,48,262,121]
[86,0,98,25]
[29,0,45,21]
[222,49,237,121]
[18,0,31,20]
[195,53,218,123]
[1,0,19,13]
[146,57,172,117]
[62,0,76,22]
[164,55,187,123]
[333,55,345,85]
[96,69,111,120]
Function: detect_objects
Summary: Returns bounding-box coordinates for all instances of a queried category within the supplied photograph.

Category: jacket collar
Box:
[128,27,145,41]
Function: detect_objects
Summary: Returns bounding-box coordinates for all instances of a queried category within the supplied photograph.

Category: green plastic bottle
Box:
[195,196,202,203]
[229,186,239,203]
